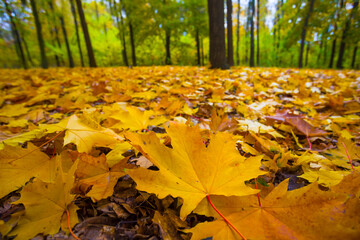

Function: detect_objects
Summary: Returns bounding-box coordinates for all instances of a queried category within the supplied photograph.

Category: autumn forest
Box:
[0,0,360,240]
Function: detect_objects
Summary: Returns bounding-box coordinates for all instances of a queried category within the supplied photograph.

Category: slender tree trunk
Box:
[226,0,234,66]
[21,35,34,66]
[76,0,97,67]
[201,36,205,66]
[249,0,255,67]
[329,38,337,68]
[165,29,171,65]
[48,0,64,66]
[245,1,251,63]
[30,0,47,68]
[60,16,74,67]
[336,0,359,69]
[3,0,27,69]
[70,0,84,67]
[305,41,310,67]
[351,45,358,68]
[273,2,278,64]
[256,0,260,66]
[298,0,315,68]
[208,0,228,69]
[119,0,129,66]
[317,38,322,65]
[236,0,240,65]
[196,28,201,66]
[128,22,137,66]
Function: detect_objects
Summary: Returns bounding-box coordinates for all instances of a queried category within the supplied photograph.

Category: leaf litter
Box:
[0,66,359,239]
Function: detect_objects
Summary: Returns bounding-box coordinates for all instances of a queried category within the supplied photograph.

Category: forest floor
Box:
[0,66,360,240]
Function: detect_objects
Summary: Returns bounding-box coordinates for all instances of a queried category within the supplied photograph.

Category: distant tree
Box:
[208,0,228,69]
[249,0,255,67]
[256,0,260,66]
[329,0,343,68]
[59,14,74,68]
[336,0,359,69]
[236,0,241,65]
[2,0,27,69]
[226,0,234,66]
[30,0,48,68]
[69,0,84,67]
[298,0,315,68]
[75,0,97,67]
[123,0,137,66]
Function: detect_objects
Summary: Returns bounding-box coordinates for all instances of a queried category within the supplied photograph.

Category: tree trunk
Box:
[129,22,137,66]
[249,0,255,67]
[305,41,310,67]
[3,0,27,69]
[196,28,201,66]
[323,39,328,65]
[60,16,74,67]
[207,0,228,69]
[30,0,47,68]
[298,0,315,68]
[70,0,84,67]
[317,38,322,65]
[201,36,205,66]
[21,35,34,67]
[336,0,359,69]
[256,0,260,66]
[226,0,234,66]
[119,0,129,66]
[165,29,171,65]
[351,45,358,69]
[245,0,251,64]
[329,38,337,68]
[236,0,240,65]
[76,0,97,67]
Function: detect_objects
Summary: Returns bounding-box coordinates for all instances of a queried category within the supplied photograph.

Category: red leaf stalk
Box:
[66,209,81,240]
[206,194,247,240]
[254,178,262,207]
[342,142,355,171]
[306,135,312,151]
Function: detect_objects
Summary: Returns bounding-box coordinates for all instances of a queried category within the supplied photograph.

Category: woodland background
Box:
[0,0,359,70]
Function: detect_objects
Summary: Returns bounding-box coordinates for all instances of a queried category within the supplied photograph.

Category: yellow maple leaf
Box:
[0,143,55,198]
[75,153,134,201]
[62,114,122,153]
[125,123,264,218]
[190,177,360,240]
[9,159,79,239]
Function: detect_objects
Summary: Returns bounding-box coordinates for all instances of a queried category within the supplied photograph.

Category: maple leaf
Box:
[190,177,360,240]
[9,158,79,239]
[62,114,122,153]
[75,153,135,201]
[125,123,264,218]
[0,143,55,198]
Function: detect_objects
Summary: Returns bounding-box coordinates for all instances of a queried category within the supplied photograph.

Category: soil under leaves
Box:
[0,66,359,240]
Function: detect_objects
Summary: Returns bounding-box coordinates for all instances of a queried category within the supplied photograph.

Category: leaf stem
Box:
[254,178,262,207]
[206,194,247,240]
[9,130,65,163]
[66,209,81,240]
[342,142,355,171]
[306,135,312,151]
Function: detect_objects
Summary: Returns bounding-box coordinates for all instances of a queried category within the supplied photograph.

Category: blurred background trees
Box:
[0,0,358,69]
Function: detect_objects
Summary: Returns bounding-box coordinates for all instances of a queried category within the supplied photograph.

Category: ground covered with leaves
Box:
[0,66,360,240]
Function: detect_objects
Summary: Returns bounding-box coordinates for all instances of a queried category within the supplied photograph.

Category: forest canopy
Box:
[0,0,359,69]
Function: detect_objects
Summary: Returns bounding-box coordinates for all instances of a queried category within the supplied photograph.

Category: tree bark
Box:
[165,29,171,65]
[201,36,205,66]
[336,0,359,69]
[249,0,255,67]
[305,41,310,67]
[351,45,358,69]
[298,0,315,68]
[196,28,201,66]
[70,0,84,67]
[236,0,240,65]
[226,0,234,66]
[128,22,137,66]
[256,0,260,66]
[30,0,48,68]
[329,38,337,68]
[3,0,27,69]
[207,0,228,69]
[76,0,97,67]
[60,16,74,67]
